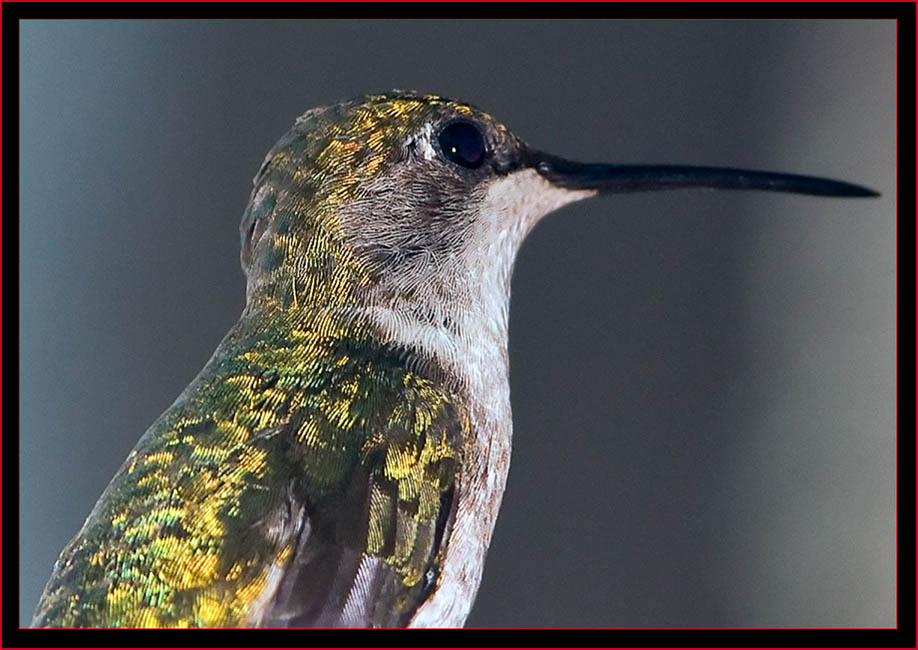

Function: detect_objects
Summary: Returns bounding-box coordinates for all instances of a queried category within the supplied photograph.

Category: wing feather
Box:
[33,319,467,628]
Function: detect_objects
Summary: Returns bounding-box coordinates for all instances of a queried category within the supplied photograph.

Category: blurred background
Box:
[20,20,895,628]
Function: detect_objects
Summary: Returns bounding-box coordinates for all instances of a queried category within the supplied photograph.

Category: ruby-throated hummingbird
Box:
[33,91,877,628]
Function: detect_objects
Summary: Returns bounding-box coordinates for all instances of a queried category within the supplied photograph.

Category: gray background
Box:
[20,20,895,628]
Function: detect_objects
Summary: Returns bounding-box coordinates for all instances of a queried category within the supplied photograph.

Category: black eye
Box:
[437,121,485,169]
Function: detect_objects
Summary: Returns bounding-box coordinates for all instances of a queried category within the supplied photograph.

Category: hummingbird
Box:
[32,91,877,628]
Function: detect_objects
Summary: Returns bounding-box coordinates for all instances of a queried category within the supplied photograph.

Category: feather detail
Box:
[33,304,467,628]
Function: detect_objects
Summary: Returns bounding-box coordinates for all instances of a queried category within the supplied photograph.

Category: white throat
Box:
[362,169,594,627]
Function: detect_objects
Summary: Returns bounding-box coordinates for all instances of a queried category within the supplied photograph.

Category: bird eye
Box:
[437,121,485,169]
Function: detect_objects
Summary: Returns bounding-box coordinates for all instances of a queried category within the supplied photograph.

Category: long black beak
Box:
[529,150,879,198]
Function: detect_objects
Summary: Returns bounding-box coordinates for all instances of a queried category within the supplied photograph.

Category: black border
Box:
[1,2,914,19]
[4,3,914,648]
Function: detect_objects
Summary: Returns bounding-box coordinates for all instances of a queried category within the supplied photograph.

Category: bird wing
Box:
[33,321,467,628]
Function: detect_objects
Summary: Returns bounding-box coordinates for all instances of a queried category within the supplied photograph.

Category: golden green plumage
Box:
[34,302,468,627]
[242,93,498,307]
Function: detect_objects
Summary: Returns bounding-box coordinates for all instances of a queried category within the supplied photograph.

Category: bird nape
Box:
[33,91,877,629]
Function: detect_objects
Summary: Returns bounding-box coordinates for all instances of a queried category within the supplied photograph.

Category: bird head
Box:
[239,91,876,364]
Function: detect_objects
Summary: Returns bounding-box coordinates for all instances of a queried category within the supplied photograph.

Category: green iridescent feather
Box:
[33,304,467,628]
